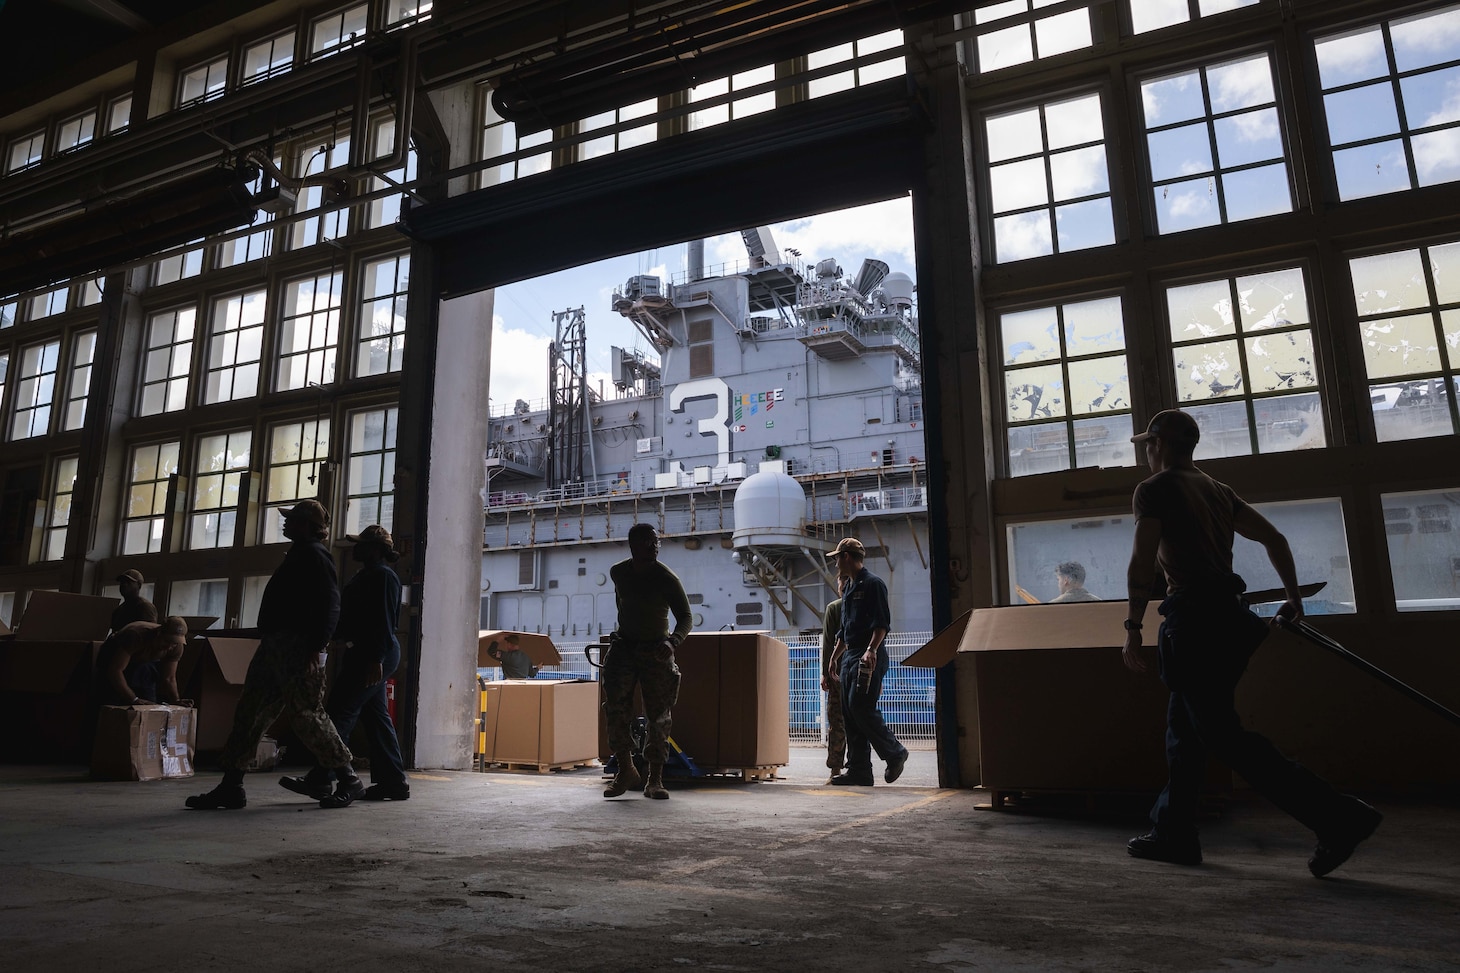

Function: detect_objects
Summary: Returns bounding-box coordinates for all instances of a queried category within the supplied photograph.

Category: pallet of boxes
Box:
[475,631,598,772]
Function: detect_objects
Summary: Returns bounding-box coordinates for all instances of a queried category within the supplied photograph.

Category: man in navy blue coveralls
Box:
[1122,409,1381,877]
[826,537,908,787]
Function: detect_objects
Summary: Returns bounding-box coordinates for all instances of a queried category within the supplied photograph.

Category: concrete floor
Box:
[2,748,1457,972]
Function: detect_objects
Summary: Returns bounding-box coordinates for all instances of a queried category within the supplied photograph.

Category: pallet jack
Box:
[587,645,705,780]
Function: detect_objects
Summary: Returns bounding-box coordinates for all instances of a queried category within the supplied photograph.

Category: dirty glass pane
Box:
[1382,488,1460,611]
[1072,414,1135,470]
[1208,54,1273,113]
[1067,354,1129,413]
[975,1,1027,26]
[1214,107,1283,167]
[1006,513,1130,606]
[1323,83,1400,145]
[1006,362,1066,421]
[1235,498,1354,615]
[1350,248,1428,316]
[1155,176,1219,233]
[1248,328,1317,393]
[1168,278,1236,341]
[1142,71,1205,128]
[1001,306,1061,365]
[1371,379,1455,441]
[1239,267,1309,330]
[986,105,1044,163]
[1064,296,1125,354]
[1045,92,1103,150]
[994,210,1053,261]
[1360,313,1442,378]
[1253,391,1326,452]
[1333,140,1411,200]
[1315,26,1387,89]
[1391,5,1460,73]
[1034,10,1090,58]
[1221,162,1291,222]
[978,22,1033,72]
[1187,399,1252,459]
[1006,421,1070,477]
[990,157,1049,211]
[1175,339,1245,401]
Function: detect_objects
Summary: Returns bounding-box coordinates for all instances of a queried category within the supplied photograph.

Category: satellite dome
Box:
[732,470,807,548]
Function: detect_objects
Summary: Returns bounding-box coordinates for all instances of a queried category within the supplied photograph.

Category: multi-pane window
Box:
[28,285,68,319]
[63,330,96,431]
[311,4,369,59]
[189,430,252,550]
[178,55,230,107]
[11,339,60,440]
[359,253,409,376]
[689,65,777,130]
[290,138,351,248]
[122,441,179,555]
[807,30,905,97]
[1165,266,1324,459]
[263,419,331,543]
[578,98,657,161]
[42,456,78,562]
[1349,241,1460,442]
[154,239,205,285]
[278,272,342,389]
[218,164,275,268]
[1315,5,1460,201]
[1141,52,1292,233]
[1131,0,1260,35]
[1000,295,1134,477]
[480,98,551,187]
[346,406,397,534]
[971,1,1094,74]
[139,307,196,416]
[6,130,44,173]
[242,31,295,85]
[985,91,1113,262]
[106,94,132,134]
[204,289,265,403]
[1381,488,1460,611]
[385,0,432,28]
[56,110,97,153]
[365,118,417,228]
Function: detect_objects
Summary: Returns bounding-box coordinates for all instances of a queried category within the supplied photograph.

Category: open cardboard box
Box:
[907,601,1229,796]
[177,636,261,751]
[0,591,118,762]
[91,704,197,780]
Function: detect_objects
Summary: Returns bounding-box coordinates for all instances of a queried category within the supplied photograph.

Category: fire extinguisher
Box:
[386,677,397,725]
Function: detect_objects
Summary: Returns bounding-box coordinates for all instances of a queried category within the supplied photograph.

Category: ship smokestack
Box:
[688,240,705,281]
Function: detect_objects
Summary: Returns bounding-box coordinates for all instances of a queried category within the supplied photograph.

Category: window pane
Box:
[1324,84,1401,145]
[1148,122,1214,182]
[990,158,1049,210]
[1253,392,1327,454]
[1169,278,1237,341]
[1382,488,1460,611]
[1238,266,1310,331]
[1411,129,1460,186]
[1045,92,1103,150]
[1315,26,1389,88]
[1155,176,1219,233]
[1006,362,1066,421]
[1002,306,1062,364]
[1130,0,1187,34]
[1174,338,1245,401]
[1054,197,1115,251]
[1187,399,1253,459]
[1034,10,1089,58]
[1350,248,1428,315]
[1214,107,1284,167]
[1221,161,1291,221]
[978,23,1033,71]
[1207,54,1274,113]
[994,211,1053,260]
[1360,313,1444,379]
[1142,72,1206,128]
[1391,5,1460,73]
[1247,328,1317,393]
[986,107,1043,163]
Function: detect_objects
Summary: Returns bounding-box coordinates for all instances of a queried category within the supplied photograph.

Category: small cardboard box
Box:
[177,636,261,751]
[91,705,197,780]
[480,680,597,767]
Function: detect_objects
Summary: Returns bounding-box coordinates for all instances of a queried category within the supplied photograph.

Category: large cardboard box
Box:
[480,680,598,767]
[91,705,197,780]
[0,591,118,762]
[177,636,261,751]
[908,602,1228,796]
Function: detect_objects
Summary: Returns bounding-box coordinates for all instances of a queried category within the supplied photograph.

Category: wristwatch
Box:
[1123,618,1143,632]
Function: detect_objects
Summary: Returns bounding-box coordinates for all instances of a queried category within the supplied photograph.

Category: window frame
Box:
[187,428,253,551]
[10,337,61,441]
[138,305,197,417]
[121,440,180,556]
[41,454,80,562]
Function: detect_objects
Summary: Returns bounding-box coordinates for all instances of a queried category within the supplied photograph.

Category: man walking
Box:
[186,500,364,810]
[819,597,847,782]
[602,523,693,800]
[1122,409,1380,876]
[826,538,907,787]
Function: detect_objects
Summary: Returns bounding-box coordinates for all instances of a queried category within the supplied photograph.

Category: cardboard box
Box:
[908,602,1228,796]
[597,633,790,771]
[0,590,117,762]
[91,704,196,780]
[479,679,598,767]
[477,630,562,668]
[177,636,261,751]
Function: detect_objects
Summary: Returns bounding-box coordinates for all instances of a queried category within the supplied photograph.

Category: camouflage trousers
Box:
[602,640,681,763]
[220,631,353,772]
[826,683,847,771]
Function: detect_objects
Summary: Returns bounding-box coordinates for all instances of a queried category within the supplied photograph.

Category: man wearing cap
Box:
[602,523,693,800]
[826,537,907,786]
[487,632,538,680]
[187,499,365,810]
[280,524,410,803]
[94,616,190,707]
[1122,409,1381,876]
[111,569,159,632]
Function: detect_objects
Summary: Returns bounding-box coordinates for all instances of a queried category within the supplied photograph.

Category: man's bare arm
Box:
[1233,504,1304,623]
[1123,517,1163,673]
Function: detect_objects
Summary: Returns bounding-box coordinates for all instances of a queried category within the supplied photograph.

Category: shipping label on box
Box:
[91,705,197,781]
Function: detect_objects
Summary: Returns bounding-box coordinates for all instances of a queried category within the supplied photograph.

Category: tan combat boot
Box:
[643,762,668,800]
[603,753,642,798]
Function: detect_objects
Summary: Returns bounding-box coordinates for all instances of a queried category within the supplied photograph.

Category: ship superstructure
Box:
[481,227,931,647]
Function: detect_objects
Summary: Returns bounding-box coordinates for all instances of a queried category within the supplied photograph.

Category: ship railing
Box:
[489,396,550,418]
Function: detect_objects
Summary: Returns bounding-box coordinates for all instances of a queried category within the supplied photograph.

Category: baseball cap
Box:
[826,537,866,559]
[1131,409,1200,446]
[345,524,400,561]
[281,499,330,528]
[116,569,145,585]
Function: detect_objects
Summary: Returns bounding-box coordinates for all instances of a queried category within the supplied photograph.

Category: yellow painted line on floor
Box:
[408,773,452,782]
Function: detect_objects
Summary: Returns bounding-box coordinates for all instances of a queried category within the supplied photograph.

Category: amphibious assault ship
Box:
[479,227,933,671]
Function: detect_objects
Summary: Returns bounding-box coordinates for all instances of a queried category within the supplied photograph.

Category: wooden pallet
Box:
[478,759,599,774]
[700,765,782,782]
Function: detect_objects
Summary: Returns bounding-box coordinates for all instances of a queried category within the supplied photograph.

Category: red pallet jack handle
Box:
[1279,618,1460,730]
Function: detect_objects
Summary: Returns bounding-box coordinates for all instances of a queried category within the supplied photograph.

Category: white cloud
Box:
[488,317,552,409]
[1168,189,1212,219]
[704,197,916,275]
[1315,28,1386,86]
[1208,54,1273,113]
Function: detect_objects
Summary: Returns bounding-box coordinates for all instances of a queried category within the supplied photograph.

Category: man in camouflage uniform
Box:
[820,597,847,782]
[602,523,693,800]
[186,500,364,810]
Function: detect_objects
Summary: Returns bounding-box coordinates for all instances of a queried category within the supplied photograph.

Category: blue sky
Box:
[487,195,917,410]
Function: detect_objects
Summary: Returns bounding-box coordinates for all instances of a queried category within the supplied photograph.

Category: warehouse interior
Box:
[1,0,1458,967]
